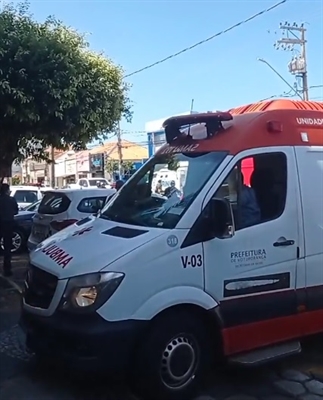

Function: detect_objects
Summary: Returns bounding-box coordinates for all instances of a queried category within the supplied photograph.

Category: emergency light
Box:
[163,112,233,144]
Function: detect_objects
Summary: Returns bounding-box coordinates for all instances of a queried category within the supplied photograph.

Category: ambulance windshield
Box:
[100,150,227,229]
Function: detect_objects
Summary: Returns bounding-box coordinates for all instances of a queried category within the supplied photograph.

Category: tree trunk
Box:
[0,156,14,184]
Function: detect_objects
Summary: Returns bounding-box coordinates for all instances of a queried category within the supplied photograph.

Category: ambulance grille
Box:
[24,265,58,309]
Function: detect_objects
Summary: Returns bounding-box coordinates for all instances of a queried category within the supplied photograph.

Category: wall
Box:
[21,159,48,184]
[76,150,90,175]
[54,152,77,178]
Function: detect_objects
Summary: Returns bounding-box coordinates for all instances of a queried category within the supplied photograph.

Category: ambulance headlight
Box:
[60,272,124,312]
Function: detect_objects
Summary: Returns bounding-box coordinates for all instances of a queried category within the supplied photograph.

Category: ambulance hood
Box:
[30,215,166,279]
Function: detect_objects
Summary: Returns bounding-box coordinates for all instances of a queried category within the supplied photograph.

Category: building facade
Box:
[76,150,91,179]
[54,151,77,187]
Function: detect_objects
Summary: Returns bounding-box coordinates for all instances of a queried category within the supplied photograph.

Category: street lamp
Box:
[257,58,303,100]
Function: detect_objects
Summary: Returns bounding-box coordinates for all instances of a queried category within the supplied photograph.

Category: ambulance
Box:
[20,100,323,400]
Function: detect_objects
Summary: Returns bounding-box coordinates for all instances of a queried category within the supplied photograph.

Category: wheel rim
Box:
[0,232,22,253]
[160,334,199,390]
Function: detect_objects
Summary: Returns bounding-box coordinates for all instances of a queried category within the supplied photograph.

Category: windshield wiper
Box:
[100,212,146,227]
[99,214,113,221]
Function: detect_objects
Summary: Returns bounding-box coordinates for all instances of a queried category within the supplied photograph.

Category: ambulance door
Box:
[202,147,302,355]
[295,146,323,336]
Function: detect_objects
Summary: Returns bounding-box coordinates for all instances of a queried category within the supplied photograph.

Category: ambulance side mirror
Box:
[209,198,235,239]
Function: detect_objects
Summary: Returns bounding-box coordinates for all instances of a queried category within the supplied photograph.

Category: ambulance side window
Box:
[215,152,287,230]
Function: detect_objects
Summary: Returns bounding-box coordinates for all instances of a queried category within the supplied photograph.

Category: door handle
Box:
[273,240,295,247]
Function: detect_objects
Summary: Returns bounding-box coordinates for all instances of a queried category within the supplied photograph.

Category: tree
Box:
[105,159,134,178]
[0,2,131,181]
[105,159,119,176]
[11,175,21,185]
[122,160,134,175]
[167,156,179,171]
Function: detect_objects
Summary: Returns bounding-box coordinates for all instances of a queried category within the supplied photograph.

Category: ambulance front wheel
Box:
[132,309,213,400]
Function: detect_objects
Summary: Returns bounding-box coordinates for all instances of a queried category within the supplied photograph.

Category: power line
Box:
[124,0,288,78]
[309,85,323,89]
[260,84,323,102]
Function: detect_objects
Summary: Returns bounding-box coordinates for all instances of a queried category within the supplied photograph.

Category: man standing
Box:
[0,183,19,277]
[155,179,162,194]
[164,180,180,199]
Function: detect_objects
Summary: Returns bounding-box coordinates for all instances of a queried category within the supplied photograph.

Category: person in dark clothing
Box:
[235,170,261,229]
[115,180,124,191]
[0,183,19,277]
[105,180,125,204]
[155,180,162,194]
[164,180,180,199]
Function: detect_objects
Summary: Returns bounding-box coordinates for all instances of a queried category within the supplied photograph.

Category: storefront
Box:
[54,151,77,187]
[76,150,90,180]
[89,153,105,178]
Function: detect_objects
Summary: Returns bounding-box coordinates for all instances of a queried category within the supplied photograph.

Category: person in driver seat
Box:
[97,181,106,188]
[236,170,261,229]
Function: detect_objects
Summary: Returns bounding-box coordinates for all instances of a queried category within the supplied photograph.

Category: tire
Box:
[0,228,25,254]
[131,309,214,400]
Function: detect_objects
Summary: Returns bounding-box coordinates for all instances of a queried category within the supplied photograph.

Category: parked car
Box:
[0,200,41,254]
[27,188,116,251]
[77,178,111,188]
[10,185,51,209]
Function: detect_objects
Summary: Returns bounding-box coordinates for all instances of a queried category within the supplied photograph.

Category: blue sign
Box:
[167,235,178,248]
[92,159,101,167]
[89,153,104,173]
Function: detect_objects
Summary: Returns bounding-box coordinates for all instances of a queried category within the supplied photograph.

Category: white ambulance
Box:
[20,100,323,400]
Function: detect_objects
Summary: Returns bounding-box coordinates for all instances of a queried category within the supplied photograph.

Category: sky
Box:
[26,0,323,146]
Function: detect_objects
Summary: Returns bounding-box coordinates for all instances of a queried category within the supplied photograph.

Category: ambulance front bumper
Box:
[20,309,148,374]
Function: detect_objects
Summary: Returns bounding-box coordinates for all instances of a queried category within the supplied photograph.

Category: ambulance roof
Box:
[158,99,323,156]
[229,99,323,114]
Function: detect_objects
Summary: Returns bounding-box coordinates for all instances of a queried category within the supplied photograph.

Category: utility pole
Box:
[116,122,123,179]
[50,146,55,188]
[275,22,309,101]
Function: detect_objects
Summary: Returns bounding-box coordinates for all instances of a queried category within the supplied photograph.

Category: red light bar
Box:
[163,112,233,144]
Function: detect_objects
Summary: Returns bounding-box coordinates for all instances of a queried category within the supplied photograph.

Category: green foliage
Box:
[0,1,132,176]
[105,159,119,174]
[167,156,179,171]
[122,160,134,174]
[11,175,21,185]
[105,159,134,175]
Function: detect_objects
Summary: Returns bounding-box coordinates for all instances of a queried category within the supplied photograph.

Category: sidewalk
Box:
[0,254,29,293]
[0,254,28,335]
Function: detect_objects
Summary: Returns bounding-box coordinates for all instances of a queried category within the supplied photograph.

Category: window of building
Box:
[215,152,287,230]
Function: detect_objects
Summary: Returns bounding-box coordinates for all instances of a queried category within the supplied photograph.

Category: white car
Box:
[10,185,51,209]
[27,188,115,251]
[77,178,111,188]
